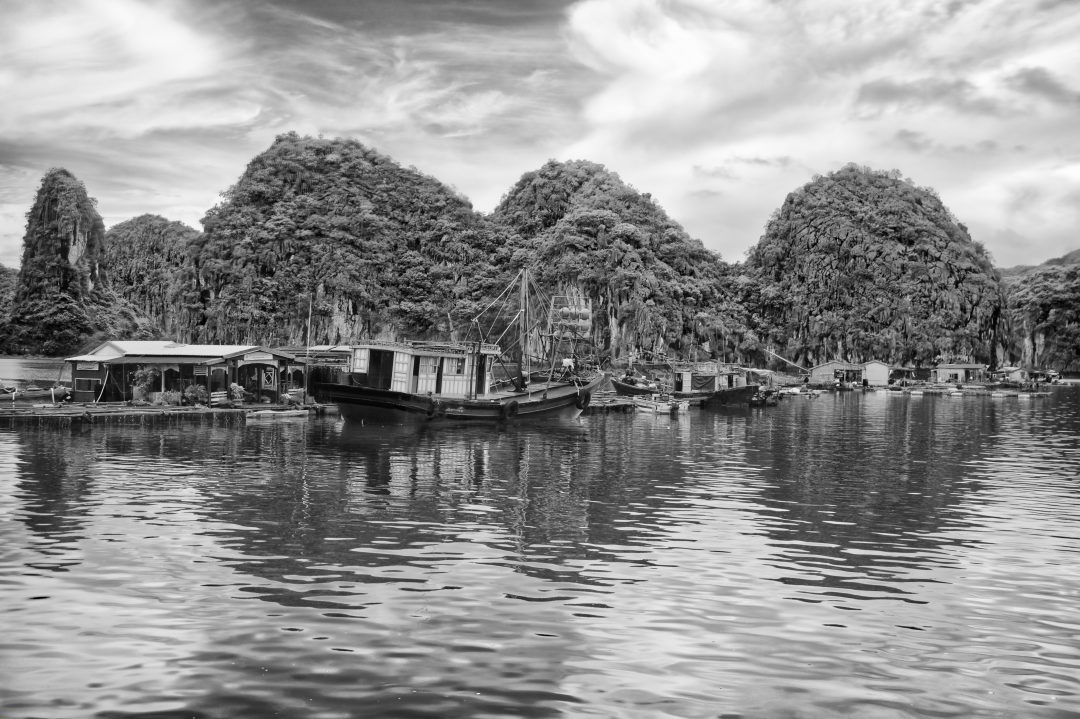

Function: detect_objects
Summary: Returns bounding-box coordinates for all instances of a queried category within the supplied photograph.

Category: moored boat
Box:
[632,395,689,414]
[611,375,665,396]
[247,408,310,420]
[320,270,605,426]
[2,385,72,402]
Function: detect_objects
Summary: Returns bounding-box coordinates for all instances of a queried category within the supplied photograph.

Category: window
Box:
[443,357,465,375]
[75,378,100,392]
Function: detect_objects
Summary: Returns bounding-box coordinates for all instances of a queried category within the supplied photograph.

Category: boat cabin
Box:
[346,341,502,398]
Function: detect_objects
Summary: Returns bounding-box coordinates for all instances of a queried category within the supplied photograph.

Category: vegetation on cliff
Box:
[0,264,16,321]
[103,215,202,340]
[745,165,1006,368]
[492,160,751,361]
[0,169,154,356]
[4,147,1076,372]
[189,133,513,345]
[1005,264,1080,371]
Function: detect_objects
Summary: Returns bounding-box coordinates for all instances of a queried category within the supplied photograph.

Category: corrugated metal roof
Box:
[66,341,267,362]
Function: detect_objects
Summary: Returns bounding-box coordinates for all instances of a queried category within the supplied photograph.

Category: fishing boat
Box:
[619,356,760,407]
[320,270,606,425]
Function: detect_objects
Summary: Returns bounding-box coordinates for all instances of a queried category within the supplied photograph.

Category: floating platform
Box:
[0,402,330,428]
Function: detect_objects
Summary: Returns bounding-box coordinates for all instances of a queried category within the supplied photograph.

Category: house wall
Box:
[439,355,470,396]
[70,361,108,402]
[809,362,844,384]
[862,362,890,386]
[933,366,985,383]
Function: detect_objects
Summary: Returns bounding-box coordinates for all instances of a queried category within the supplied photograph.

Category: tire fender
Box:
[502,400,519,419]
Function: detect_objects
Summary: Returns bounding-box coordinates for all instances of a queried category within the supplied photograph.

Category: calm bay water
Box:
[2,388,1079,718]
[0,357,68,387]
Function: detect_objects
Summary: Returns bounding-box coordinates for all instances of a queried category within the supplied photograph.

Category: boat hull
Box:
[611,378,663,396]
[322,375,606,426]
[697,384,759,407]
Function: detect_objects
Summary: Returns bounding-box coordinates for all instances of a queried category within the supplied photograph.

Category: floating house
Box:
[65,341,304,404]
[931,363,988,385]
[861,360,891,387]
[341,340,502,398]
[809,360,863,386]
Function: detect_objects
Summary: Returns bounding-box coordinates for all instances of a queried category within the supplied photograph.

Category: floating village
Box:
[0,273,1063,428]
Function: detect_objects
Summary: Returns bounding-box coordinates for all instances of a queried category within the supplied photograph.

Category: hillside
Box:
[187,132,515,345]
[0,169,153,355]
[491,159,750,361]
[0,263,15,321]
[103,214,202,340]
[745,164,1006,367]
[1005,262,1080,370]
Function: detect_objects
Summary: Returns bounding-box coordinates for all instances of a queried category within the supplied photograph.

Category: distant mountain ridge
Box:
[999,248,1080,278]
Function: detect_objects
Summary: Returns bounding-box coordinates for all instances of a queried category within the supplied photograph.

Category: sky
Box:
[1,0,1078,271]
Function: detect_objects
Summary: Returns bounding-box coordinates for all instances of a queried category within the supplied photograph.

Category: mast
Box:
[519,268,530,381]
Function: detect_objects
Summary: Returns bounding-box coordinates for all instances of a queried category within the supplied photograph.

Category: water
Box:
[2,389,1079,718]
[0,357,69,388]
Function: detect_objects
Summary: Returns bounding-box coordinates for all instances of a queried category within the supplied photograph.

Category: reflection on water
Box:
[2,389,1080,718]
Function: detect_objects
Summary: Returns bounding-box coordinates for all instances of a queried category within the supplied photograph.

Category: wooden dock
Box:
[0,402,331,427]
[582,391,635,415]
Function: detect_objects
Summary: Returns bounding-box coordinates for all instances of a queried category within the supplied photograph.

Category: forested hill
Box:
[1003,252,1080,370]
[745,164,1006,368]
[189,133,515,345]
[103,214,202,340]
[3,142,1075,370]
[0,169,154,355]
[0,264,16,321]
[492,159,751,360]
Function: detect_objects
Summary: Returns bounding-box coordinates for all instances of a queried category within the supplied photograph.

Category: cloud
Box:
[856,78,1004,116]
[1004,67,1080,105]
[556,0,1080,266]
[1,0,1079,272]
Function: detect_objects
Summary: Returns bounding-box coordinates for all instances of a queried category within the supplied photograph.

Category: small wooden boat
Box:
[247,408,310,420]
[3,385,72,401]
[633,395,689,414]
[749,391,778,407]
[611,376,665,396]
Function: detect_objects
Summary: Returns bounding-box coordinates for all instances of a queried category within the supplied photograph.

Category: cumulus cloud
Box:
[1,0,1078,270]
[559,0,1080,265]
[1005,67,1080,105]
